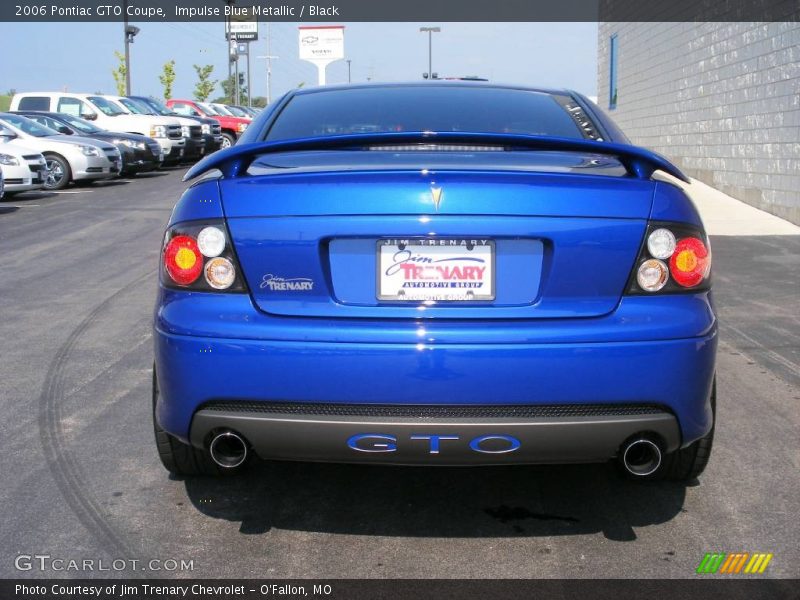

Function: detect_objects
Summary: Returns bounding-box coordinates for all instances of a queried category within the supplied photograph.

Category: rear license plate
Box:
[377,239,495,301]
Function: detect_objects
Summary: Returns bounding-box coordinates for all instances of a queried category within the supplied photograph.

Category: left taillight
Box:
[161,221,246,292]
[626,222,712,295]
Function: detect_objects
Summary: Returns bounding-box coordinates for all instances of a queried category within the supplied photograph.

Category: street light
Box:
[255,22,280,106]
[122,0,139,95]
[419,26,440,80]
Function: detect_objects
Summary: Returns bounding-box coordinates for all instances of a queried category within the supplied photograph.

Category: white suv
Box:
[10,92,185,163]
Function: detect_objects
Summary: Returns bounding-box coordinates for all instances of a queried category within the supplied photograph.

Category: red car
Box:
[167,99,250,149]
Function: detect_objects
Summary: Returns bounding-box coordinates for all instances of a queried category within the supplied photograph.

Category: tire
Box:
[220,132,236,149]
[152,367,224,477]
[43,154,71,190]
[622,378,716,482]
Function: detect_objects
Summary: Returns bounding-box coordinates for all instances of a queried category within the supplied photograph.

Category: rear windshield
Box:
[266,86,589,141]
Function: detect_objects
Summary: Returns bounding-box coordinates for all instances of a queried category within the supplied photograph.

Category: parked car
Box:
[0,113,120,190]
[153,83,717,481]
[103,96,206,162]
[128,95,223,154]
[223,104,255,119]
[167,99,250,149]
[10,92,185,164]
[12,111,161,177]
[0,125,47,196]
[232,105,259,118]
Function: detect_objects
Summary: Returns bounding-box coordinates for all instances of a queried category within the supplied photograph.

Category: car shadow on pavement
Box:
[182,460,690,541]
[129,170,170,178]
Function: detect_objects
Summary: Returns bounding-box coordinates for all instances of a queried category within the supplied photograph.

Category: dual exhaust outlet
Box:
[208,430,248,469]
[207,429,664,476]
[620,437,663,477]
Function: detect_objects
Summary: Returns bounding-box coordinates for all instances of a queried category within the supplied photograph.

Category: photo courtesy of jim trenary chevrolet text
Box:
[0,0,798,598]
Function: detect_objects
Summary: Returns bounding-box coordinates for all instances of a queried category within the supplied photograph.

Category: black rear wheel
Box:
[622,378,716,482]
[152,367,224,477]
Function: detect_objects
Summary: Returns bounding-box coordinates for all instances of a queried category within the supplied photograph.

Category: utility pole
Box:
[258,24,279,105]
[419,26,440,79]
[347,59,352,83]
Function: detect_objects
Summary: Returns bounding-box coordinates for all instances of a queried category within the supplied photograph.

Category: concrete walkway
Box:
[673,177,800,237]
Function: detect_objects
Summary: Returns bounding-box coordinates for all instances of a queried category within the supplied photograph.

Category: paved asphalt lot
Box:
[0,169,798,579]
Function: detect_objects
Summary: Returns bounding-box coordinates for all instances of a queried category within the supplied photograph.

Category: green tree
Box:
[220,74,248,105]
[192,64,217,101]
[159,60,176,100]
[111,51,127,96]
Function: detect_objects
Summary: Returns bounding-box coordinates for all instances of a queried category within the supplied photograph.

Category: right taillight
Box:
[161,221,246,293]
[627,222,712,294]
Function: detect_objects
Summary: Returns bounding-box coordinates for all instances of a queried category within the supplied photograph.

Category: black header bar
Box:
[2,0,799,22]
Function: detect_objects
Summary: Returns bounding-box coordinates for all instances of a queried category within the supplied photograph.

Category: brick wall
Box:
[597,22,800,225]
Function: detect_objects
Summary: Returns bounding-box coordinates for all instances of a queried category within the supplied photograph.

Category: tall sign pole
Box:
[298,26,345,86]
[246,42,252,107]
[226,11,258,104]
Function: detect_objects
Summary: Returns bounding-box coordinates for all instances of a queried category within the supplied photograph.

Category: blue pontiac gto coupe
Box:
[153,83,716,481]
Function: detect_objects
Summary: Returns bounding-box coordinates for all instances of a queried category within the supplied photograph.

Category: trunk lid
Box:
[220,151,653,320]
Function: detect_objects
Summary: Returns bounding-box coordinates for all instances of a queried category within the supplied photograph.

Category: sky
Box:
[0,22,598,102]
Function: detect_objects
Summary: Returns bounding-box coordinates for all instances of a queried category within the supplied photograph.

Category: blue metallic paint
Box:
[155,85,716,465]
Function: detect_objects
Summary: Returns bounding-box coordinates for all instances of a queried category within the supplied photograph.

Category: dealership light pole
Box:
[419,26,440,80]
[122,0,139,95]
[257,54,279,105]
[257,23,280,106]
[347,59,352,83]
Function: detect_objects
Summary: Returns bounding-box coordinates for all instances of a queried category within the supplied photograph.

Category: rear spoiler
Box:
[183,131,690,183]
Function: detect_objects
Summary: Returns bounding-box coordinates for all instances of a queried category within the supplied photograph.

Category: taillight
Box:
[164,235,203,285]
[627,222,711,294]
[161,221,246,292]
[670,237,711,288]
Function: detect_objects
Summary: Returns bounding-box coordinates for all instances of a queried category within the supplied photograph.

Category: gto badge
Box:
[260,274,314,291]
[347,433,521,454]
[430,186,443,211]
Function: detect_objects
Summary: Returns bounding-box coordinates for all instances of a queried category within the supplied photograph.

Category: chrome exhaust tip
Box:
[208,431,248,469]
[621,438,662,477]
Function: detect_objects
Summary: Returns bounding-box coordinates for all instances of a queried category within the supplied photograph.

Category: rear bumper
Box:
[154,294,717,463]
[189,404,680,465]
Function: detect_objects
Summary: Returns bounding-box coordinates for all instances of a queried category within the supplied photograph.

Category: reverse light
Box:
[670,237,711,288]
[637,259,669,292]
[197,226,226,257]
[164,235,203,285]
[646,228,676,260]
[205,257,236,289]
